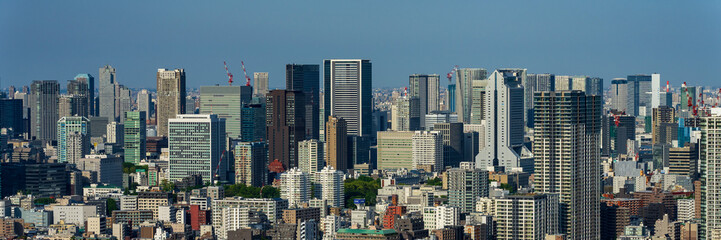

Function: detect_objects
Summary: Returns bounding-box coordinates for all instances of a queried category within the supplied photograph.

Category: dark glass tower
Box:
[286,64,320,140]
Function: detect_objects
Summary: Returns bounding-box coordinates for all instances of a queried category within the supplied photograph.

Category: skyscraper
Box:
[409,74,440,128]
[611,79,629,113]
[124,111,146,164]
[116,85,132,123]
[137,89,152,121]
[253,72,269,97]
[200,85,253,139]
[701,108,721,239]
[325,115,348,172]
[533,90,601,239]
[68,74,92,117]
[280,168,310,208]
[318,166,344,208]
[240,102,266,142]
[99,65,116,121]
[298,139,324,183]
[323,59,372,137]
[477,69,532,173]
[455,68,487,124]
[286,64,320,140]
[168,114,226,183]
[627,74,652,116]
[233,141,268,187]
[434,122,464,169]
[470,79,488,125]
[391,95,420,131]
[652,106,677,145]
[266,90,305,170]
[57,116,89,164]
[156,68,187,137]
[29,80,59,142]
[412,131,443,172]
[0,99,25,137]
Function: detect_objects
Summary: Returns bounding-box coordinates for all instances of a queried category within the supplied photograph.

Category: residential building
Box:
[422,206,460,230]
[234,141,268,187]
[325,115,348,171]
[412,131,443,172]
[298,139,324,183]
[319,166,344,208]
[391,94,420,131]
[281,168,311,207]
[701,108,721,239]
[57,116,89,164]
[447,167,488,213]
[156,68,186,136]
[489,194,559,240]
[137,191,172,219]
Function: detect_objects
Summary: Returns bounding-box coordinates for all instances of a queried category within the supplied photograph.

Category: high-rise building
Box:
[287,64,320,140]
[253,72,269,97]
[168,114,226,183]
[485,194,559,240]
[266,90,305,170]
[611,79,629,113]
[447,167,488,213]
[476,70,532,173]
[318,166,344,208]
[325,115,348,172]
[72,74,94,116]
[280,168,311,208]
[57,116,89,164]
[470,79,488,125]
[200,85,253,139]
[323,59,372,137]
[240,102,265,142]
[67,76,90,117]
[652,106,677,145]
[29,80,59,142]
[412,131,443,172]
[701,108,721,239]
[391,95,420,131]
[116,85,132,123]
[434,122,464,169]
[669,143,698,177]
[627,74,652,116]
[424,111,458,130]
[533,90,601,239]
[123,111,146,164]
[376,131,414,170]
[99,65,116,121]
[156,68,187,136]
[137,89,152,121]
[455,68,488,124]
[409,74,440,128]
[233,141,267,187]
[298,139,324,183]
[0,99,25,137]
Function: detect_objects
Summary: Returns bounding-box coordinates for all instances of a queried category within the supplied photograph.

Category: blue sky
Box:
[1,1,720,89]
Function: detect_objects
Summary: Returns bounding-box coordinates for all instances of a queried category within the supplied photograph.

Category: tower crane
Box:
[241,61,251,86]
[224,61,234,86]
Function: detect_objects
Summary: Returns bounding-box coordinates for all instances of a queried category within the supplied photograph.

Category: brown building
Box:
[633,189,677,220]
[695,181,702,219]
[283,208,321,224]
[669,143,699,177]
[600,204,630,240]
[431,226,464,240]
[326,115,348,171]
[0,218,24,239]
[266,90,306,170]
[601,198,642,216]
[652,106,677,145]
[156,68,186,137]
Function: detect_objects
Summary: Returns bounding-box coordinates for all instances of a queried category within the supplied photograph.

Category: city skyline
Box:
[1,1,720,89]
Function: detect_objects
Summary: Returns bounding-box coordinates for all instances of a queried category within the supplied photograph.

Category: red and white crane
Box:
[223,61,234,86]
[446,65,459,83]
[241,61,251,87]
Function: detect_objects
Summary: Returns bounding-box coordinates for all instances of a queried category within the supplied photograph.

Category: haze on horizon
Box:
[1,0,719,89]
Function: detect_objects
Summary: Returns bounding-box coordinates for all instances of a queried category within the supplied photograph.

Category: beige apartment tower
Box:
[325,116,348,172]
[156,68,186,136]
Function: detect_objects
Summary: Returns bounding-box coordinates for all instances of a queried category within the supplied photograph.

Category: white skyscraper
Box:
[280,167,311,208]
[651,73,661,109]
[168,114,226,183]
[702,108,721,238]
[412,131,443,171]
[476,69,533,172]
[298,139,324,183]
[318,166,344,208]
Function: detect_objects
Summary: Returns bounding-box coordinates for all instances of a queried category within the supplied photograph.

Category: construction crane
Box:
[241,61,251,86]
[446,65,459,83]
[224,61,234,86]
[213,150,228,185]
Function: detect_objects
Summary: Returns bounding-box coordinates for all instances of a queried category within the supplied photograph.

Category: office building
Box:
[0,99,25,137]
[240,102,265,142]
[156,68,187,136]
[106,121,124,144]
[234,141,268,187]
[377,131,414,170]
[66,77,90,117]
[57,116,89,164]
[391,94,420,131]
[611,79,629,113]
[116,85,132,122]
[99,65,116,121]
[533,90,601,239]
[447,167,488,213]
[137,192,172,219]
[412,131,443,172]
[200,85,252,139]
[54,205,98,225]
[488,194,559,240]
[123,111,146,164]
[71,73,94,116]
[253,72,269,97]
[669,143,698,177]
[168,114,227,183]
[76,154,123,187]
[25,163,68,197]
[435,122,464,169]
[29,80,59,142]
[652,106,677,145]
[455,68,487,124]
[298,139,324,183]
[409,74,440,127]
[325,115,348,171]
[477,69,532,173]
[280,167,311,207]
[287,64,320,140]
[424,111,458,130]
[323,59,372,137]
[266,90,305,170]
[137,89,152,120]
[318,166,344,208]
[627,74,652,116]
[701,108,721,239]
[469,79,488,125]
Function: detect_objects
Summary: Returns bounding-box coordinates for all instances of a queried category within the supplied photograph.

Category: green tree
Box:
[33,197,56,206]
[426,177,443,186]
[344,176,381,209]
[160,179,176,192]
[106,198,118,215]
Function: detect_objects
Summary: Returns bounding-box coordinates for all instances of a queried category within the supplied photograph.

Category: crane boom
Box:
[241,61,251,86]
[224,61,234,86]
